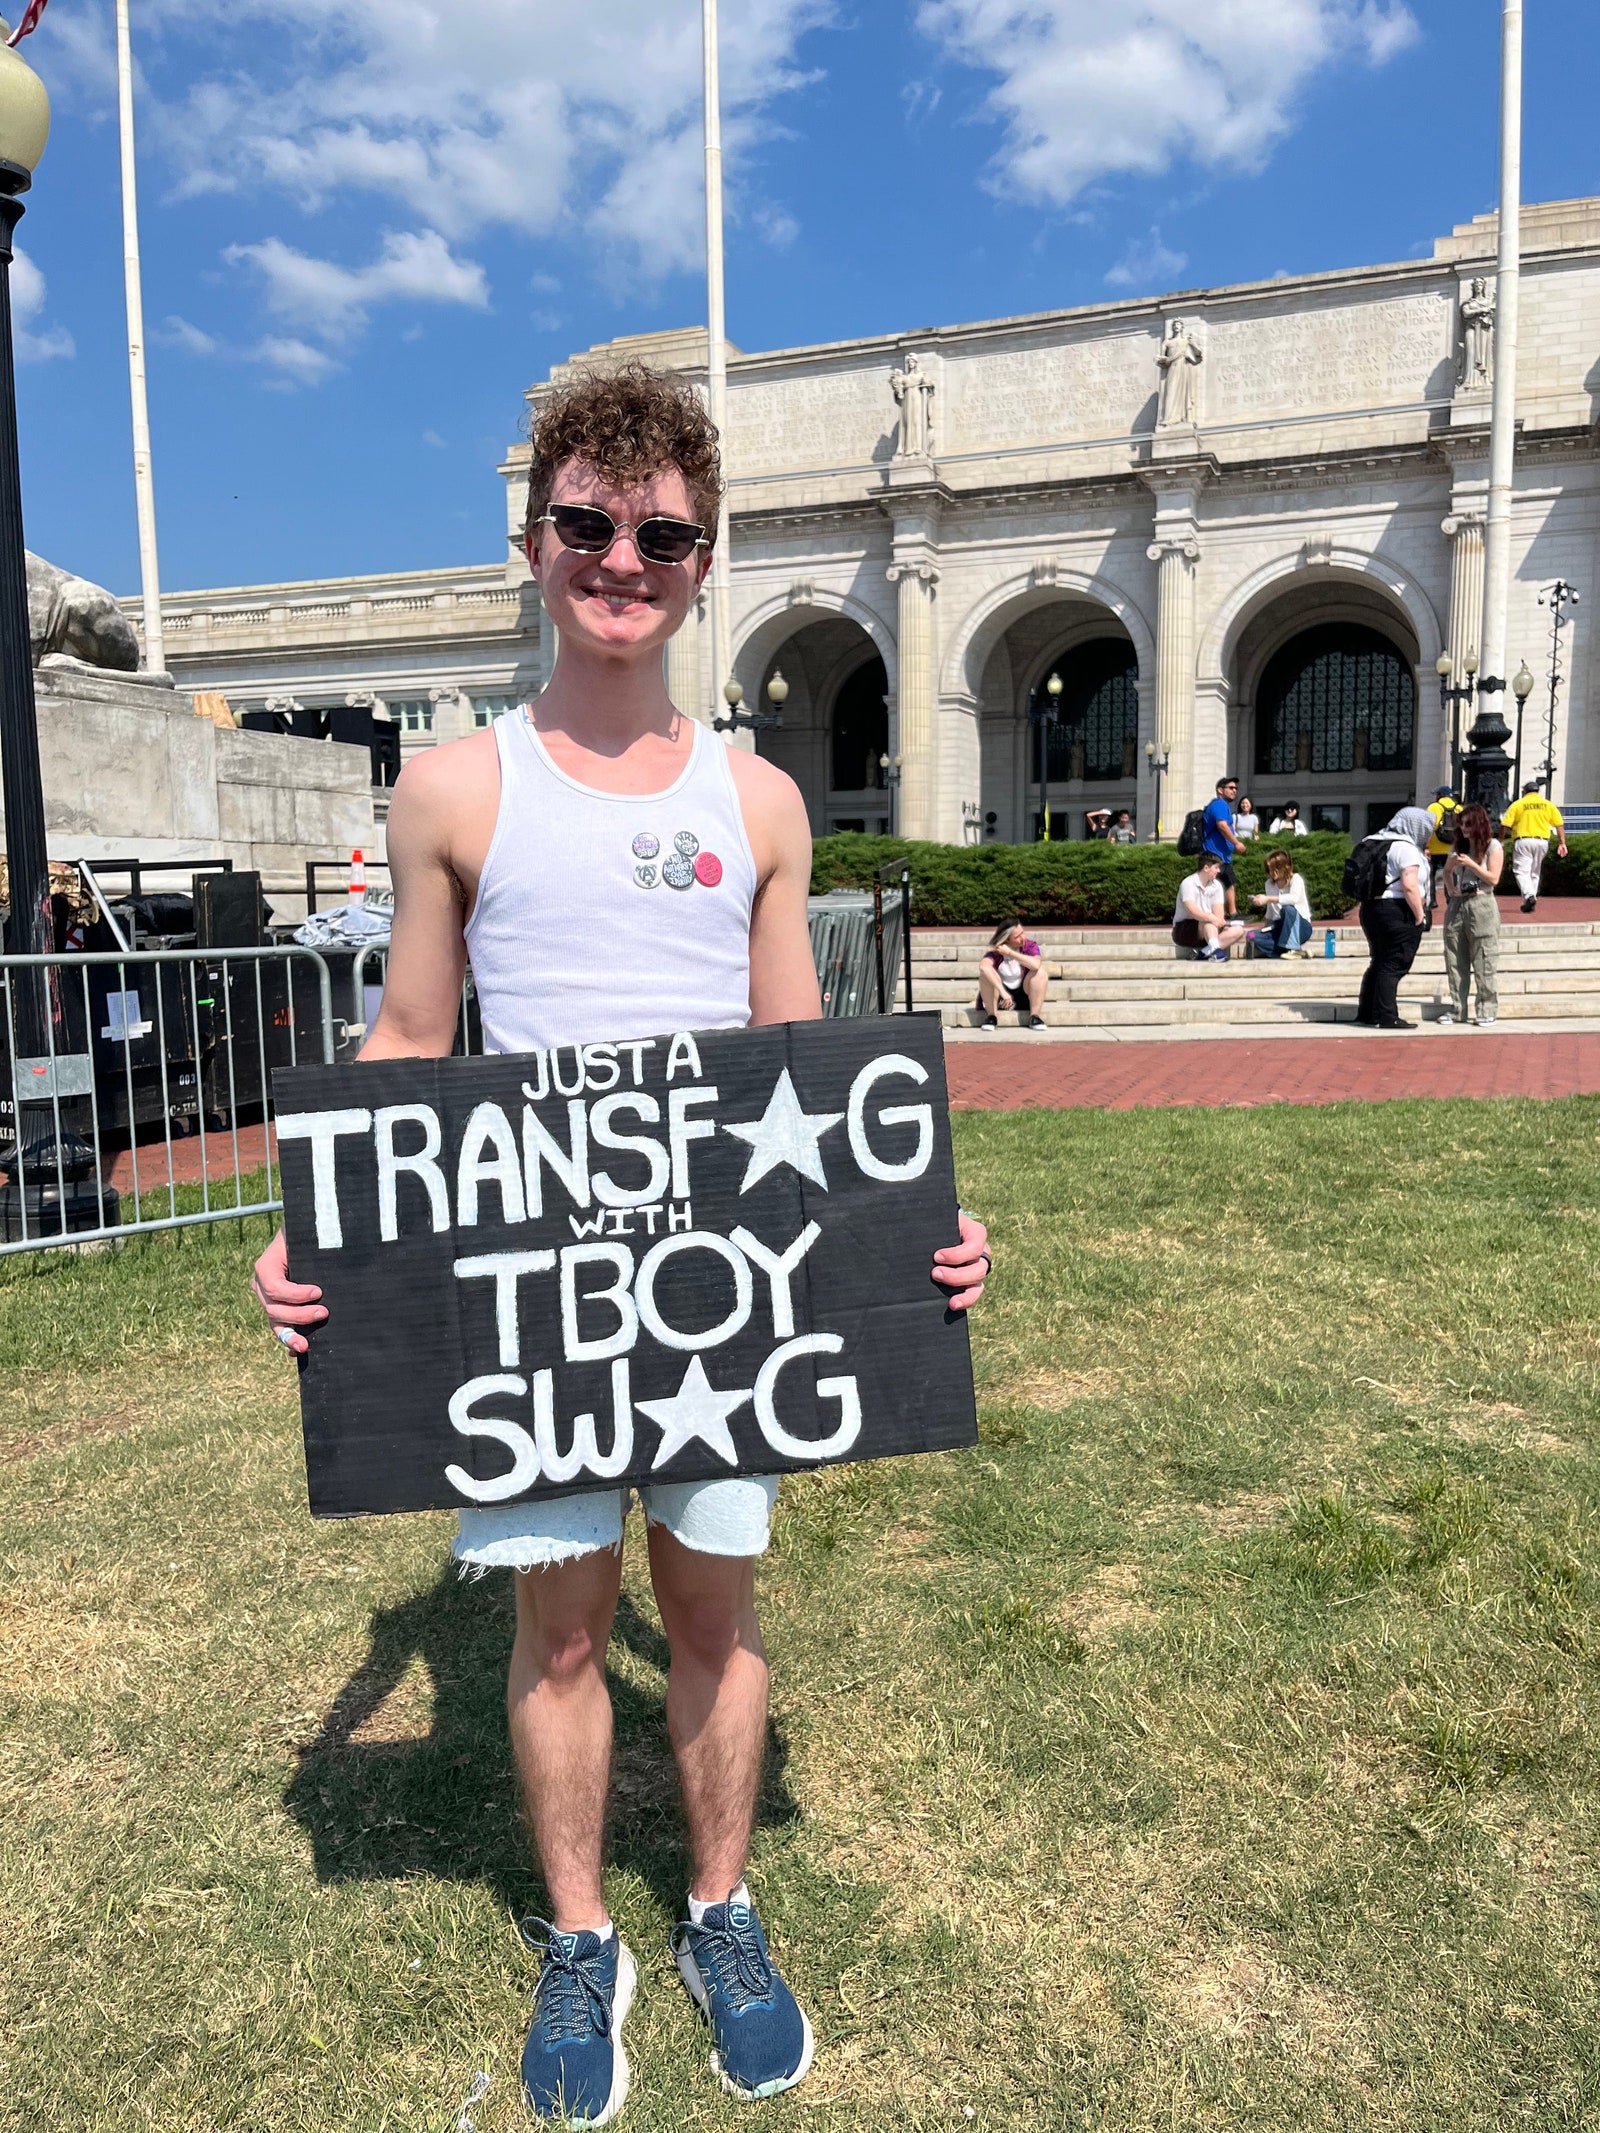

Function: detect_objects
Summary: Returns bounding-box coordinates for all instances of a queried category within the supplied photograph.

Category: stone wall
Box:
[9,665,374,908]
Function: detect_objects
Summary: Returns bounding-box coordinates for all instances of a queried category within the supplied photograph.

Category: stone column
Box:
[887,557,940,840]
[666,592,705,723]
[1145,533,1201,836]
[1436,510,1486,787]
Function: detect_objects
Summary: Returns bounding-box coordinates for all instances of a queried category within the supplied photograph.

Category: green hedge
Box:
[1530,834,1600,898]
[811,830,1357,926]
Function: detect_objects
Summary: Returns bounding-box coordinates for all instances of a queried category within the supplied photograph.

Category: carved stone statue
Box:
[1459,277,1495,389]
[889,353,935,458]
[26,552,141,672]
[1156,318,1203,429]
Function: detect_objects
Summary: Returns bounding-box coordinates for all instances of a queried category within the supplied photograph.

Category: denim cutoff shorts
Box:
[452,1475,780,1575]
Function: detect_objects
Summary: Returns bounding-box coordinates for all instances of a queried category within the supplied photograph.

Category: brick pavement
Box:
[946,1031,1600,1113]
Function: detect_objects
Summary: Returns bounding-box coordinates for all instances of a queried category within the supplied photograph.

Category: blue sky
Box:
[9,0,1596,597]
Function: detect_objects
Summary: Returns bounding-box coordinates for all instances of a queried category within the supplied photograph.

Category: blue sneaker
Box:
[669,1889,814,2101]
[519,1919,636,2125]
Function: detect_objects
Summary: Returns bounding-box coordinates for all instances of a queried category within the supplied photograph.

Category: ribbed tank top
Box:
[464,709,757,1055]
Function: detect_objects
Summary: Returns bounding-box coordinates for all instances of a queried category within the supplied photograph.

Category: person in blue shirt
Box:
[1202,775,1246,917]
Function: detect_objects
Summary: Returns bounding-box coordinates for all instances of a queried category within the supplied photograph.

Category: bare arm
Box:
[252,747,483,1350]
[1401,865,1425,926]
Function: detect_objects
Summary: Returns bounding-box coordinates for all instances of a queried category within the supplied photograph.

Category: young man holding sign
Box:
[253,364,989,2122]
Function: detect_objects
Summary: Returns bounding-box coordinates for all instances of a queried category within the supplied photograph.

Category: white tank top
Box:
[464,708,757,1055]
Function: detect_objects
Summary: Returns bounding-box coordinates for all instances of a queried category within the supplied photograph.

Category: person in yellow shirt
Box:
[1499,781,1568,911]
[1426,786,1462,909]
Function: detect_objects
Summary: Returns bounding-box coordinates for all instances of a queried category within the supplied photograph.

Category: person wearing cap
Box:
[1425,786,1462,910]
[1499,782,1568,912]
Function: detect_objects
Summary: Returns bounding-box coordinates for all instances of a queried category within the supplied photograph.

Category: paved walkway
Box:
[945,1029,1600,1112]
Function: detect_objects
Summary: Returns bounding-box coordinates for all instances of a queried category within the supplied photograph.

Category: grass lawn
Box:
[4,1102,1600,2131]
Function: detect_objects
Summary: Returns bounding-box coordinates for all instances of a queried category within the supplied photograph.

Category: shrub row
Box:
[810,830,1358,926]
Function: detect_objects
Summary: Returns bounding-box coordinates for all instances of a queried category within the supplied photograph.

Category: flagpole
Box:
[115,0,163,672]
[701,0,733,729]
[1479,0,1522,699]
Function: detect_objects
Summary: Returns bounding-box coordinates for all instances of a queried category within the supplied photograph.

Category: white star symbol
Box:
[637,1357,752,1471]
[723,1068,845,1193]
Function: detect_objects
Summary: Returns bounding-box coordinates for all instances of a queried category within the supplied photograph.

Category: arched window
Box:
[1254,624,1415,777]
[1034,638,1139,783]
[831,657,889,791]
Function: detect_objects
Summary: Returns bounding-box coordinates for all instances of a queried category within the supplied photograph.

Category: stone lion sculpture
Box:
[26,551,141,672]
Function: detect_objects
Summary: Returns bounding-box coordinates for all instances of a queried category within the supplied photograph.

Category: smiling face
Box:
[527,456,711,667]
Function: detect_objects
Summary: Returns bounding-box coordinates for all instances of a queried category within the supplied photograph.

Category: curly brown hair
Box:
[525,362,723,546]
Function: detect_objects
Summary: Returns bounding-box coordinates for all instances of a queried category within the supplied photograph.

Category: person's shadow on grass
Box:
[282,1562,798,1921]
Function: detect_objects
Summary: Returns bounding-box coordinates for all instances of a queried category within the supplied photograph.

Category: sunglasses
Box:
[537,504,709,568]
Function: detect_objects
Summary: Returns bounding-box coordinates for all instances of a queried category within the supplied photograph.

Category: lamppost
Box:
[1435,647,1479,794]
[1537,580,1580,795]
[1144,740,1171,842]
[1509,658,1536,797]
[877,753,903,836]
[712,671,786,738]
[1028,670,1063,841]
[0,28,51,988]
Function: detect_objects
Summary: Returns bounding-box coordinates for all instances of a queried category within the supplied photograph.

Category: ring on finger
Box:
[276,1327,298,1350]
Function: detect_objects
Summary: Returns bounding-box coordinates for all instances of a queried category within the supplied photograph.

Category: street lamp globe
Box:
[1436,651,1454,679]
[1513,661,1536,703]
[0,27,49,179]
[765,668,789,708]
[1463,646,1480,678]
[723,677,743,710]
[1046,670,1064,702]
[1145,739,1156,761]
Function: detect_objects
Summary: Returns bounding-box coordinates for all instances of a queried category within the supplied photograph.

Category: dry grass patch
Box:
[1009,1366,1122,1410]
[1165,1944,1369,2057]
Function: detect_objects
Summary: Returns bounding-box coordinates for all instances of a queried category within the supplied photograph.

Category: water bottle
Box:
[1324,928,1336,959]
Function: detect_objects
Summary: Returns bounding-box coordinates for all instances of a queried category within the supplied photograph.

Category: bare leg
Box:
[507,1549,625,1932]
[1024,967,1049,1017]
[647,1524,768,1907]
[976,965,1007,1015]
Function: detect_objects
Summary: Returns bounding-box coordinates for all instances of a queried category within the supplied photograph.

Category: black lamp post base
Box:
[0,1176,121,1244]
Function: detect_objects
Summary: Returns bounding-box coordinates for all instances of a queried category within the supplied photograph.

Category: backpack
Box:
[1176,808,1208,857]
[1341,836,1392,905]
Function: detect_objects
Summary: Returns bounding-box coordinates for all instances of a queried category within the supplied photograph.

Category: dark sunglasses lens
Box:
[636,519,703,564]
[550,505,615,552]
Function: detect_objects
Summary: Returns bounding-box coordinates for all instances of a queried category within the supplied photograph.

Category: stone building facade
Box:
[145,200,1600,848]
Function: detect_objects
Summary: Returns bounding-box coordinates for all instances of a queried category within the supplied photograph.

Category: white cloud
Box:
[224,228,490,340]
[422,428,447,449]
[138,1,832,283]
[160,314,221,356]
[253,335,340,387]
[1105,228,1188,290]
[916,0,1419,206]
[11,250,74,361]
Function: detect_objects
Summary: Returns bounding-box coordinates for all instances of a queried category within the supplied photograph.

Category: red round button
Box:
[694,851,723,888]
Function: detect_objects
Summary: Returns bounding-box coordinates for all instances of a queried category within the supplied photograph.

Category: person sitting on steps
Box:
[977,920,1049,1028]
[1172,853,1249,963]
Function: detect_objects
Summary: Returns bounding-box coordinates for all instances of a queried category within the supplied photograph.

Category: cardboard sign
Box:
[273,1017,977,1518]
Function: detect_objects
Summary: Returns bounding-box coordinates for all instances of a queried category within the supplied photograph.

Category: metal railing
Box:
[808,883,909,1017]
[0,944,337,1256]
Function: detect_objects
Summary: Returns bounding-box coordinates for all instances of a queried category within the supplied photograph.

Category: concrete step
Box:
[916,965,1600,999]
[942,994,1580,1029]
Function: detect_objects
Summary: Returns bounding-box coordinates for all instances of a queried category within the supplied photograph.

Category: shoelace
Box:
[520,1919,614,2045]
[675,1908,774,2014]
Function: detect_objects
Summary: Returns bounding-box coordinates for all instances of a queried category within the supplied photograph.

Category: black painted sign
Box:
[274,1017,976,1517]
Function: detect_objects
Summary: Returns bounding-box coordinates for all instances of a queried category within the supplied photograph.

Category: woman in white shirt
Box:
[1355,806,1431,1030]
[1247,849,1313,957]
[1269,803,1308,836]
[1234,797,1260,842]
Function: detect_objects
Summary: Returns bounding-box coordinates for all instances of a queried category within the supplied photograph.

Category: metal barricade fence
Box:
[0,945,338,1256]
[808,891,907,1017]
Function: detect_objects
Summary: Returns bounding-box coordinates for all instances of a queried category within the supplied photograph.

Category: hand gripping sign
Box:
[273,1017,977,1516]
